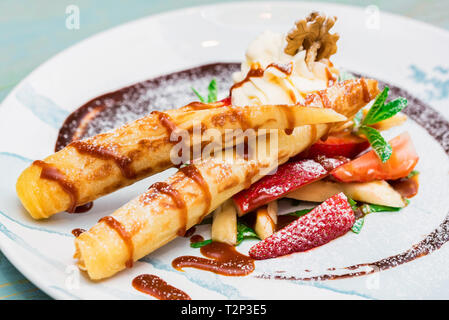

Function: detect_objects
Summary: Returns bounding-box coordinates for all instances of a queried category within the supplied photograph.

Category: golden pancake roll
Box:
[16,90,355,219]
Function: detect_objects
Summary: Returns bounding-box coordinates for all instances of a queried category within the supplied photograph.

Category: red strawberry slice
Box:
[249,193,355,260]
[297,133,369,159]
[233,156,347,215]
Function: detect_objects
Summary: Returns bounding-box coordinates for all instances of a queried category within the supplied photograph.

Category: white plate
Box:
[1,2,449,299]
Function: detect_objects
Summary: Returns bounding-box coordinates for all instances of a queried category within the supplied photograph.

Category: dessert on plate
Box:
[15,12,419,299]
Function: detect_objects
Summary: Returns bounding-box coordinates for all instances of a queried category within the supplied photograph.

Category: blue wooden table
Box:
[1,0,448,300]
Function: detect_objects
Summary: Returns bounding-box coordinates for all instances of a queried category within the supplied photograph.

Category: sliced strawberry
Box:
[249,193,355,260]
[298,133,369,159]
[218,96,231,106]
[232,156,347,215]
[331,132,419,182]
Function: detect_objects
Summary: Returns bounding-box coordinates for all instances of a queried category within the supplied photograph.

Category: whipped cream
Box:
[231,30,337,107]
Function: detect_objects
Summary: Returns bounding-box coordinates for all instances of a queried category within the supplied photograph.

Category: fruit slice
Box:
[211,200,237,245]
[287,180,406,208]
[233,156,347,215]
[254,201,278,240]
[249,193,355,260]
[299,133,369,159]
[331,132,418,182]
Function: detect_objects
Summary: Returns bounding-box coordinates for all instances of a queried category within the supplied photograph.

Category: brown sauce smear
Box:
[190,234,204,244]
[70,141,135,179]
[390,175,419,199]
[172,241,255,276]
[183,226,196,238]
[98,216,134,268]
[179,165,211,217]
[71,228,86,237]
[132,274,191,300]
[150,182,188,236]
[33,160,78,213]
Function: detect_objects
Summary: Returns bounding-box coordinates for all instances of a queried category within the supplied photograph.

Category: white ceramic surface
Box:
[1,2,449,299]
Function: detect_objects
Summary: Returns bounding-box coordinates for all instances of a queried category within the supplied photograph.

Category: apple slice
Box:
[232,156,347,215]
[254,201,278,240]
[298,133,369,159]
[287,179,406,208]
[211,200,237,245]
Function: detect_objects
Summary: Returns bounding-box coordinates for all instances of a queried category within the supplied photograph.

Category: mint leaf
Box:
[351,217,365,234]
[362,87,389,124]
[236,222,259,245]
[347,197,358,212]
[191,87,205,103]
[360,203,402,215]
[362,87,407,125]
[207,79,218,103]
[288,208,313,217]
[358,125,392,162]
[190,239,212,248]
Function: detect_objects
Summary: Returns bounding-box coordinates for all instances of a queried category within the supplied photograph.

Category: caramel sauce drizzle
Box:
[179,165,211,218]
[151,111,179,139]
[71,228,86,237]
[150,182,188,236]
[33,160,78,213]
[280,105,296,135]
[229,62,293,96]
[172,241,255,276]
[70,141,136,179]
[98,216,134,268]
[229,63,265,94]
[132,274,191,300]
[325,67,337,87]
[267,62,293,76]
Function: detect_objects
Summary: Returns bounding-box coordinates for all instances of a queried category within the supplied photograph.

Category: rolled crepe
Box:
[16,102,346,219]
[74,78,379,280]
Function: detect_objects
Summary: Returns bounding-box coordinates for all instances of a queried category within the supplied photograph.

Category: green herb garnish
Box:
[357,125,392,163]
[191,79,218,103]
[207,79,218,103]
[362,87,407,125]
[288,208,313,218]
[354,86,408,163]
[351,217,365,234]
[360,203,402,215]
[191,87,205,103]
[347,197,358,212]
[236,221,259,245]
[190,239,212,248]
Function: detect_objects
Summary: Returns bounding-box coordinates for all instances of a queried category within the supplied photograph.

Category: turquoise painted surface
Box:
[0,0,448,300]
